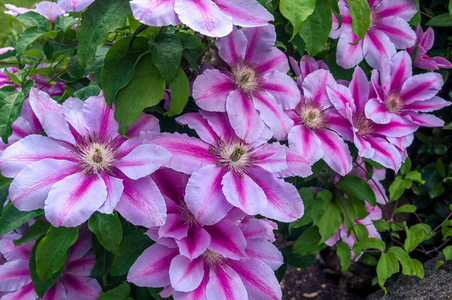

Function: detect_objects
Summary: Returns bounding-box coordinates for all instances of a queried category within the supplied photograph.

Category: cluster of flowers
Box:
[0,0,451,299]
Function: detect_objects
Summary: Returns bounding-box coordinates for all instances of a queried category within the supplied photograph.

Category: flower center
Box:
[231,59,263,96]
[296,101,330,130]
[385,92,404,114]
[178,201,200,227]
[209,138,257,177]
[202,250,225,267]
[74,133,119,176]
[353,113,375,136]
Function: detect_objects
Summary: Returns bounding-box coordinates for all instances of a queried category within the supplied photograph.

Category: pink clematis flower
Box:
[365,51,450,128]
[150,111,310,225]
[57,0,94,12]
[129,0,273,37]
[326,201,382,260]
[330,0,417,69]
[289,54,328,88]
[0,88,171,228]
[326,66,418,171]
[193,25,300,142]
[128,177,284,300]
[407,25,452,70]
[5,2,65,22]
[286,69,353,176]
[0,226,101,300]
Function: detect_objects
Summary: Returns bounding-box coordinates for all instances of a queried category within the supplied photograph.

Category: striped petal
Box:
[130,0,179,27]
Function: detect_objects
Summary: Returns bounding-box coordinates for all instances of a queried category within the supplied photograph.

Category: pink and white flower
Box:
[150,111,310,225]
[5,2,65,22]
[330,0,417,69]
[0,88,170,228]
[57,0,95,12]
[407,25,452,70]
[286,69,353,176]
[129,0,273,37]
[365,51,450,128]
[128,171,283,300]
[0,226,101,300]
[326,66,418,171]
[193,25,300,142]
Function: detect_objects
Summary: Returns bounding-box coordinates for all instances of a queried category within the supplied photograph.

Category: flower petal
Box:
[170,255,204,292]
[45,172,107,227]
[185,165,232,225]
[214,0,273,27]
[365,98,392,124]
[363,30,397,69]
[193,69,233,112]
[82,93,118,139]
[28,87,62,124]
[263,71,301,110]
[288,125,322,165]
[97,174,123,214]
[176,226,211,260]
[130,0,179,27]
[116,176,167,227]
[216,26,248,65]
[9,159,78,211]
[206,265,247,300]
[128,243,178,287]
[57,0,95,12]
[176,112,219,145]
[336,31,364,69]
[316,129,352,176]
[0,260,31,292]
[222,172,267,215]
[245,239,283,270]
[62,97,89,137]
[400,72,443,105]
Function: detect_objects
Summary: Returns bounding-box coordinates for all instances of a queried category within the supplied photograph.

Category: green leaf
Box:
[36,226,78,280]
[15,27,58,55]
[338,175,376,206]
[450,0,452,17]
[404,225,425,253]
[0,80,34,143]
[436,260,444,271]
[405,171,424,184]
[387,247,414,275]
[354,237,386,252]
[279,0,316,37]
[441,220,452,241]
[86,45,111,87]
[316,202,342,243]
[76,0,131,67]
[395,204,417,214]
[109,229,153,276]
[56,15,78,32]
[436,159,446,178]
[166,68,189,117]
[29,238,64,298]
[88,212,123,256]
[0,202,43,236]
[152,33,183,82]
[389,176,411,202]
[102,36,151,107]
[336,241,351,273]
[426,13,452,27]
[411,259,424,279]
[299,0,332,56]
[73,85,101,100]
[282,246,316,268]
[376,252,399,293]
[114,54,165,135]
[98,282,132,300]
[400,157,411,175]
[443,245,452,261]
[290,188,316,229]
[429,184,445,199]
[14,220,51,246]
[330,0,343,29]
[16,11,47,28]
[347,0,371,43]
[293,226,325,256]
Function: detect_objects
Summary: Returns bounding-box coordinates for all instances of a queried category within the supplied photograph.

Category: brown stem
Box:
[39,60,79,90]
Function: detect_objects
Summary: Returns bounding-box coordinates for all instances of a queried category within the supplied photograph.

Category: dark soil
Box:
[281,248,380,300]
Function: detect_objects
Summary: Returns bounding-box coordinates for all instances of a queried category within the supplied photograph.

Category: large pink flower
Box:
[407,25,452,70]
[150,111,310,225]
[330,0,417,69]
[193,25,300,142]
[365,51,450,128]
[0,88,170,227]
[57,0,94,12]
[326,66,418,171]
[128,172,283,300]
[0,226,101,300]
[286,69,353,176]
[129,0,273,37]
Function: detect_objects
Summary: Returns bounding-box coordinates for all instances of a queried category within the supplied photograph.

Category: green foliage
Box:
[14,220,51,246]
[35,226,78,280]
[98,283,133,300]
[279,0,316,38]
[347,0,371,43]
[299,0,332,56]
[101,36,151,107]
[338,175,377,206]
[114,54,166,135]
[0,201,43,236]
[293,226,325,255]
[151,33,183,82]
[336,241,351,273]
[76,0,131,67]
[166,68,190,117]
[88,212,123,256]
